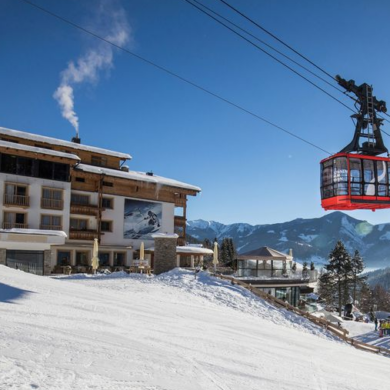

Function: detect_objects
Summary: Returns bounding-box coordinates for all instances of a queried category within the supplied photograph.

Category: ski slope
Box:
[0,266,388,390]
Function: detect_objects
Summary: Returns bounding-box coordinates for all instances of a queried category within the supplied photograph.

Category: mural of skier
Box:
[123,199,162,239]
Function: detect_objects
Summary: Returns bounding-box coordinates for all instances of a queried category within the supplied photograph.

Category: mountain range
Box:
[186,212,390,269]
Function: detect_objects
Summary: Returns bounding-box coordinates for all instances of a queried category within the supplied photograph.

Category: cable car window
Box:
[333,157,348,195]
[321,161,333,199]
[377,160,388,196]
[363,160,375,196]
[350,158,362,195]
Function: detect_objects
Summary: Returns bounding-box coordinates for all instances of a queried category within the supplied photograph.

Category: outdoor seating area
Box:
[52,264,153,275]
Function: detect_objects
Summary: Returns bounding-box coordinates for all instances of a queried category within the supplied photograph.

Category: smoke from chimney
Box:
[53,0,130,137]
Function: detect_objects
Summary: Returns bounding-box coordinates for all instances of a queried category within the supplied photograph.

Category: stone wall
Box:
[153,236,177,275]
[0,249,6,265]
[44,250,52,276]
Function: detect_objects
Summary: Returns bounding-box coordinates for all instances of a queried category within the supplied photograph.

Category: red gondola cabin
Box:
[320,153,390,211]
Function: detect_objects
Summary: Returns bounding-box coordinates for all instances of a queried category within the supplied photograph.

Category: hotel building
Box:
[0,127,200,275]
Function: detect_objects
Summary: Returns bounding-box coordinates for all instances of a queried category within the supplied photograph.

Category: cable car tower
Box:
[320,76,390,211]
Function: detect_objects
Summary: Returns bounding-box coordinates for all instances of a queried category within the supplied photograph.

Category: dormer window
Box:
[91,155,107,167]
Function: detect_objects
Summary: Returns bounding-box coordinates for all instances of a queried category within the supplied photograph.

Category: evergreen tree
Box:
[292,262,297,273]
[351,250,365,304]
[318,271,336,308]
[310,261,315,271]
[302,261,308,278]
[202,238,212,249]
[325,241,352,316]
[358,280,374,314]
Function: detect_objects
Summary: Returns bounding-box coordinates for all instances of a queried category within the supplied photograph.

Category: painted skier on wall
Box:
[123,199,162,239]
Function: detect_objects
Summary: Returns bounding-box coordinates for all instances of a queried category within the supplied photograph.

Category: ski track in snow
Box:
[0,266,389,390]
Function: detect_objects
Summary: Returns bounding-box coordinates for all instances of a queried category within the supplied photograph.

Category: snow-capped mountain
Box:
[187,212,390,268]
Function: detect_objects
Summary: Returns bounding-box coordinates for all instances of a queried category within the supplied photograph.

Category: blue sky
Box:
[1,0,390,226]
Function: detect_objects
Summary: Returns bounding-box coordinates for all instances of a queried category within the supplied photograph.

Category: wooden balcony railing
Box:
[70,203,98,215]
[2,222,28,229]
[40,225,62,231]
[3,194,29,207]
[174,216,186,227]
[174,197,187,207]
[69,230,98,240]
[41,198,64,210]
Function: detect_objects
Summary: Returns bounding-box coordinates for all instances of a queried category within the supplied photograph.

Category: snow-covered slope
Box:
[188,211,390,268]
[0,266,389,389]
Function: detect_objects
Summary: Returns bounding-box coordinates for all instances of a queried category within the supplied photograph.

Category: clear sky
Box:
[1,0,390,226]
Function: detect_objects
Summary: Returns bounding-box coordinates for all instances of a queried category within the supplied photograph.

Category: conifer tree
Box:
[318,271,336,308]
[351,250,365,304]
[325,241,352,316]
[302,261,308,278]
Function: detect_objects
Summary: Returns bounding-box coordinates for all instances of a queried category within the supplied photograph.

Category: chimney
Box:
[289,248,293,257]
[71,137,81,144]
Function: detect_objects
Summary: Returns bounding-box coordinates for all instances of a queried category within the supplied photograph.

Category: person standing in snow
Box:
[374,317,378,331]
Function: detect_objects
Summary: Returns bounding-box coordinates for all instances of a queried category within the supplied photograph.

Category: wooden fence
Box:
[215,274,390,357]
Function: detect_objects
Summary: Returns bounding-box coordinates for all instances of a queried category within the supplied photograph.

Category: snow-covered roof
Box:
[0,127,131,160]
[0,228,68,238]
[0,140,80,161]
[240,246,291,260]
[76,164,201,192]
[151,233,179,239]
[145,245,213,254]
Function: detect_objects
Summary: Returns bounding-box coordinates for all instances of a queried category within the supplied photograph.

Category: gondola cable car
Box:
[320,75,390,211]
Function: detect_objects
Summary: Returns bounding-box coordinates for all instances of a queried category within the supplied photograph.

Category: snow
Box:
[0,140,80,161]
[0,228,68,237]
[298,233,318,243]
[151,233,179,239]
[0,126,131,159]
[145,246,213,255]
[1,266,389,389]
[379,231,390,240]
[76,164,201,192]
[267,230,275,233]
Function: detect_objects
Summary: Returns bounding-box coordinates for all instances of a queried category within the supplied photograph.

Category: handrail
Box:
[214,274,390,357]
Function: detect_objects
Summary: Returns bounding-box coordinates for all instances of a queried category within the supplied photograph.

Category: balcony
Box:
[69,230,99,240]
[3,194,29,207]
[41,198,64,210]
[174,197,187,207]
[40,224,62,231]
[70,203,98,216]
[174,216,186,227]
[2,222,28,229]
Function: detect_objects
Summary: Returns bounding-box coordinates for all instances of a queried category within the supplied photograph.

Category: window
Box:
[4,183,29,206]
[0,152,70,181]
[17,157,33,176]
[101,221,112,232]
[41,215,62,230]
[103,181,113,187]
[91,155,107,167]
[3,212,27,229]
[114,252,125,266]
[75,252,89,266]
[1,154,17,174]
[57,251,71,266]
[377,160,388,197]
[102,197,113,209]
[75,177,85,183]
[333,157,348,195]
[71,193,89,205]
[363,160,375,195]
[350,159,362,196]
[70,218,88,230]
[99,252,110,266]
[42,188,63,209]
